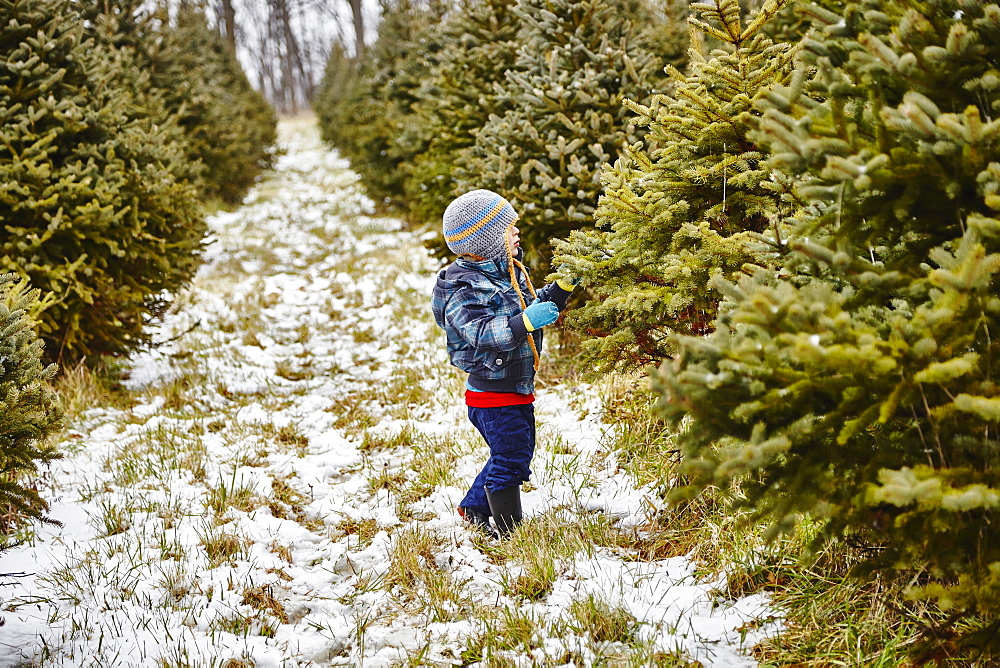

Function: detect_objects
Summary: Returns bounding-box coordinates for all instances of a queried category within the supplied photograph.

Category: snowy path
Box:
[0,118,778,667]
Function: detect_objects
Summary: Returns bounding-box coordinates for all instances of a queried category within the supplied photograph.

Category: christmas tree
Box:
[147,8,277,203]
[658,0,1000,652]
[456,0,680,272]
[0,0,206,362]
[149,7,277,205]
[316,0,448,212]
[552,0,797,372]
[403,0,521,232]
[0,275,62,536]
[315,42,359,147]
[82,1,276,205]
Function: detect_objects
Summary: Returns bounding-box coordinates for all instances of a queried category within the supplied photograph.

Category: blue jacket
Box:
[431,253,572,395]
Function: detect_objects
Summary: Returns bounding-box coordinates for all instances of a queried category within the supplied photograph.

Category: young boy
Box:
[431,189,577,538]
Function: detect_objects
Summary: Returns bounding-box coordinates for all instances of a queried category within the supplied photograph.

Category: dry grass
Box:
[199,529,249,568]
[460,607,543,665]
[241,584,289,624]
[566,594,638,645]
[365,465,407,494]
[259,422,310,456]
[490,512,609,601]
[359,425,416,452]
[385,526,471,621]
[265,474,323,530]
[386,526,439,593]
[55,357,133,411]
[206,479,261,517]
[334,517,380,549]
[328,393,379,436]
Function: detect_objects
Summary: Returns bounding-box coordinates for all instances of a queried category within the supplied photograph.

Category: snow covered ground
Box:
[0,117,779,667]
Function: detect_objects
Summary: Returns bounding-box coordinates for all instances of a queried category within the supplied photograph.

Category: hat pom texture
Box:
[443,189,518,259]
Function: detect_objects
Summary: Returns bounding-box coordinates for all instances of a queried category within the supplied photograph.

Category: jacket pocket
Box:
[482,350,510,373]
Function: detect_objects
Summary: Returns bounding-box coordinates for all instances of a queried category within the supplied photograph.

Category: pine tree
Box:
[82,1,277,205]
[456,0,678,271]
[315,42,359,147]
[0,274,62,535]
[0,0,206,362]
[657,0,1000,652]
[403,0,521,231]
[316,0,448,212]
[150,7,277,204]
[552,0,797,373]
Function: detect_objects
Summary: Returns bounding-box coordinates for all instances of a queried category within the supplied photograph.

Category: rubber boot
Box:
[485,486,522,538]
[458,506,498,539]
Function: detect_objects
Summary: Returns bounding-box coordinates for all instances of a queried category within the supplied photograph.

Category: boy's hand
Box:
[555,264,582,291]
[556,277,580,291]
[522,301,559,332]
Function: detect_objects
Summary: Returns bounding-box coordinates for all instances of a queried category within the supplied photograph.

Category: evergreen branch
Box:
[687,17,736,45]
[149,318,202,349]
[740,0,791,43]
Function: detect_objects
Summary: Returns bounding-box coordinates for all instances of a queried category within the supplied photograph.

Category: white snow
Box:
[0,117,780,667]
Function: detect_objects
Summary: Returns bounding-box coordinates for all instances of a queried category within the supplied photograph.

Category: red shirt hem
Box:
[465,390,535,407]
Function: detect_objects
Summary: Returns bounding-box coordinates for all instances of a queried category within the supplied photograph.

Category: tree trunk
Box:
[294,0,317,101]
[348,0,364,57]
[220,0,237,52]
[272,0,304,112]
[278,0,311,106]
[267,8,292,112]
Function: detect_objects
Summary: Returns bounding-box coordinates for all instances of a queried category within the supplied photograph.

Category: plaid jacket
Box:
[431,253,571,395]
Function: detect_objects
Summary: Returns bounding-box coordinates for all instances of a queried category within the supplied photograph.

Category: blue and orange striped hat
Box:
[442,189,519,259]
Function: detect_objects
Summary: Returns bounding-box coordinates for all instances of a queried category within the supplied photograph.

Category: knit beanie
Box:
[442,189,518,259]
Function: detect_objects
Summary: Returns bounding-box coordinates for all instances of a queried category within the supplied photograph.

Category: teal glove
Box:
[522,301,559,332]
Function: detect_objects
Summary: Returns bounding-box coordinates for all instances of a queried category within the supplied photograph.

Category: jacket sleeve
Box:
[445,287,527,352]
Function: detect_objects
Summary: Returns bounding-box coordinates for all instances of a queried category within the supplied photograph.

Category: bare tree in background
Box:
[207,0,370,113]
[218,0,237,52]
[348,0,363,57]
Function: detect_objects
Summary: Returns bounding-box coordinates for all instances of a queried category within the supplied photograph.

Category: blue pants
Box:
[460,404,536,516]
